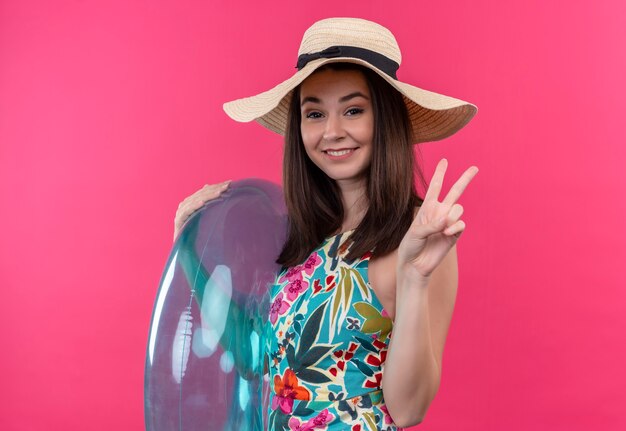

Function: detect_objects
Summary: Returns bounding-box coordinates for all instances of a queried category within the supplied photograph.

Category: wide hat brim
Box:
[223,56,477,143]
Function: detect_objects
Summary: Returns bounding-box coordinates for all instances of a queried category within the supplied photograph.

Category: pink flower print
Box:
[309,409,334,427]
[285,278,308,301]
[270,293,290,324]
[279,265,304,283]
[302,253,322,276]
[379,405,394,425]
[288,417,310,431]
[287,409,334,430]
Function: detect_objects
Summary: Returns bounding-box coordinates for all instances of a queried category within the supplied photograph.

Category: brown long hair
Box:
[277,63,426,267]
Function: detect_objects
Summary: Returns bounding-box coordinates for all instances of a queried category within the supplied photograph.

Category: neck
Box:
[336,178,368,232]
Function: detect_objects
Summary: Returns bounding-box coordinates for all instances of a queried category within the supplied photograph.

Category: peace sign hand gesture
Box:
[397,159,479,282]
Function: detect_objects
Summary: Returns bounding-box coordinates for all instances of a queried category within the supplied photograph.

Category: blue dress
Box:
[266,231,402,430]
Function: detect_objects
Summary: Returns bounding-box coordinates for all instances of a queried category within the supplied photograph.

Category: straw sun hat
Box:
[223,17,477,143]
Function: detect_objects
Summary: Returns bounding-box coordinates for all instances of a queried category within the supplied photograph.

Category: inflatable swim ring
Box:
[145,179,287,430]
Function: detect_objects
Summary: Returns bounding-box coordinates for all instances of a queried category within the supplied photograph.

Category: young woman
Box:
[174,18,478,431]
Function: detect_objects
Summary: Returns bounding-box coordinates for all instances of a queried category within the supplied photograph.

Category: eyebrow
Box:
[300,91,370,106]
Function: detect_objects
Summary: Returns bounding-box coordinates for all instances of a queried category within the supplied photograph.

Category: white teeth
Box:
[326,149,353,156]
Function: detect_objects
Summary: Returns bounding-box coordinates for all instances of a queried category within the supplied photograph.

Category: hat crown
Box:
[298,17,402,65]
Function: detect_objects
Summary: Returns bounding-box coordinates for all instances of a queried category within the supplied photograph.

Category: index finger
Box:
[442,166,479,206]
[423,158,449,203]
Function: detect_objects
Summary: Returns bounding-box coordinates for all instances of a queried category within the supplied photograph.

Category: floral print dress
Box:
[266,231,402,431]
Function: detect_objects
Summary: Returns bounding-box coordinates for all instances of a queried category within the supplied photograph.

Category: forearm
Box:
[382,269,441,427]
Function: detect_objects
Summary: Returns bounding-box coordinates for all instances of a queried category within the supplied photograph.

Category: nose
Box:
[322,114,345,142]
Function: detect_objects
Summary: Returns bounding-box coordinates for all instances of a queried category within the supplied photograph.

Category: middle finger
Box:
[442,166,479,206]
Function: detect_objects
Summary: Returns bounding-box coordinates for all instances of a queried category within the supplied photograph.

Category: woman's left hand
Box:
[397,159,479,281]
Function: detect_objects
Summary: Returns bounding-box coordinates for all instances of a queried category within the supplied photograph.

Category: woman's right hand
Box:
[173,180,231,242]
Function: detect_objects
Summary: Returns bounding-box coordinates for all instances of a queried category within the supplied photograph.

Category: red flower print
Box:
[324,274,336,291]
[364,371,383,388]
[313,279,323,294]
[272,369,310,414]
[372,339,387,350]
[365,352,383,367]
[285,278,308,301]
[270,293,290,324]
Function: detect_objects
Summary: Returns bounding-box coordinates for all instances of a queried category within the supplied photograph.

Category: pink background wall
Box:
[1,0,625,430]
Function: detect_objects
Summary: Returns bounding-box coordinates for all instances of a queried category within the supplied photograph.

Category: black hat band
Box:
[296,45,399,79]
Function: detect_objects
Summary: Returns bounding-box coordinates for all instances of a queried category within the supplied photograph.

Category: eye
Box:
[346,108,364,116]
[305,111,323,119]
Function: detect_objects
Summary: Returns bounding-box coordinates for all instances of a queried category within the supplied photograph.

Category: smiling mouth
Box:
[324,148,357,156]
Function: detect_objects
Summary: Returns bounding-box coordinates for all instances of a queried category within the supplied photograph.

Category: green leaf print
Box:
[295,367,331,384]
[268,408,289,431]
[361,318,391,338]
[297,301,326,357]
[286,343,300,369]
[293,291,306,311]
[352,358,375,377]
[330,267,355,336]
[293,321,302,335]
[354,302,392,342]
[363,411,378,431]
[292,401,314,417]
[351,268,371,301]
[354,302,379,319]
[353,336,377,354]
[329,266,375,339]
[298,345,332,367]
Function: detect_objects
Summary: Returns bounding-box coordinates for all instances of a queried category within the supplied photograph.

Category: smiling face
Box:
[299,68,374,189]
